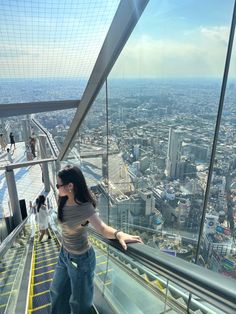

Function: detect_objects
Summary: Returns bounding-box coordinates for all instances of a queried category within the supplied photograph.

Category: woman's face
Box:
[57,177,69,197]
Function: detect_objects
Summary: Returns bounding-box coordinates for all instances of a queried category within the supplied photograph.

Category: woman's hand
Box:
[116,231,143,250]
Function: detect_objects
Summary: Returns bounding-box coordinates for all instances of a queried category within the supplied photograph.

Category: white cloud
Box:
[200,26,229,44]
[111,26,236,78]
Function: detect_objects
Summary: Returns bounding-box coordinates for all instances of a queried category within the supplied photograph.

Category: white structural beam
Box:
[58,0,149,161]
[0,100,79,118]
[0,157,56,171]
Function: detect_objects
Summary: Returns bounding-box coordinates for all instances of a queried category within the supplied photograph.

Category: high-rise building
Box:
[166,127,182,179]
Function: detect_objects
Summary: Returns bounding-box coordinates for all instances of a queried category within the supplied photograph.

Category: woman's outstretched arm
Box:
[89,213,142,250]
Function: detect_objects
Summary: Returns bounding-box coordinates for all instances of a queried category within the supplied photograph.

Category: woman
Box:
[50,165,142,314]
[37,195,51,242]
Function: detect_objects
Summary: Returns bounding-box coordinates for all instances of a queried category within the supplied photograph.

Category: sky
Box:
[0,0,235,79]
[0,0,120,78]
[111,0,236,78]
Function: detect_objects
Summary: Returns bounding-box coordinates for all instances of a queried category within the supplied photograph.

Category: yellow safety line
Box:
[35,251,58,260]
[34,278,53,286]
[1,256,23,263]
[96,255,104,259]
[35,250,58,258]
[28,232,58,313]
[33,269,55,278]
[0,274,15,280]
[0,289,17,297]
[33,262,57,271]
[5,253,24,259]
[34,241,57,248]
[34,243,58,249]
[33,289,49,297]
[27,239,36,311]
[96,261,108,266]
[104,280,112,286]
[34,248,58,255]
[152,279,164,290]
[28,302,51,313]
[7,249,24,254]
[0,281,14,288]
[0,304,7,309]
[35,243,58,249]
[96,269,112,276]
[35,256,58,265]
[0,267,18,275]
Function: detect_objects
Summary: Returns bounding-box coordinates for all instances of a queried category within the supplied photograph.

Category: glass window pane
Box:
[107,0,235,274]
[0,0,120,103]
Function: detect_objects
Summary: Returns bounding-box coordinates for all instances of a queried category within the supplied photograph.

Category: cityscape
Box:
[1,77,236,280]
[0,0,235,312]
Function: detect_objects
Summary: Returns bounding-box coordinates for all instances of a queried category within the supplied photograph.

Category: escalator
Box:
[27,234,59,314]
[0,246,26,314]
[27,232,99,314]
[1,222,233,314]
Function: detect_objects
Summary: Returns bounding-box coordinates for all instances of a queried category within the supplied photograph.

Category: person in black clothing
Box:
[29,136,36,157]
[9,132,16,150]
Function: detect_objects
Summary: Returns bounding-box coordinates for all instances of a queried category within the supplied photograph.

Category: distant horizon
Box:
[0,1,235,79]
[0,76,235,80]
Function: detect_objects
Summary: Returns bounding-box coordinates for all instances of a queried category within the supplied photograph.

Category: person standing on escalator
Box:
[50,165,142,314]
[37,195,51,242]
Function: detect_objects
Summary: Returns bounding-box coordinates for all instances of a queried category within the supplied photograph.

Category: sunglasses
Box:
[56,183,66,189]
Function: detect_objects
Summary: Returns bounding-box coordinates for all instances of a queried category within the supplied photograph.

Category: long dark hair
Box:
[57,165,96,222]
[37,195,46,212]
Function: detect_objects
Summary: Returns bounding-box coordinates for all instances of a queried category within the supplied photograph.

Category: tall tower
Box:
[166,127,182,179]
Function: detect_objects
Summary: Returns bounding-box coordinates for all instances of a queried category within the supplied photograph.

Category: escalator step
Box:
[0,255,23,264]
[35,250,58,259]
[36,247,59,253]
[0,283,13,295]
[0,269,17,279]
[35,250,59,260]
[35,244,58,251]
[32,304,51,314]
[0,274,15,285]
[0,263,19,272]
[35,256,58,268]
[34,281,51,295]
[33,291,50,309]
[35,240,57,247]
[34,261,57,271]
[35,250,58,258]
[34,271,54,284]
[35,252,58,263]
[0,304,7,314]
[34,264,56,276]
[0,295,10,307]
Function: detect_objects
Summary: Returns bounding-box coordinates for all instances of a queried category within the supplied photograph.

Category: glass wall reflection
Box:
[64,85,110,223]
[105,0,235,280]
[201,36,236,279]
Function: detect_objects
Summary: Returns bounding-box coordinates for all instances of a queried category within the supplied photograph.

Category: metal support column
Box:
[39,135,50,192]
[5,169,22,227]
[22,119,30,143]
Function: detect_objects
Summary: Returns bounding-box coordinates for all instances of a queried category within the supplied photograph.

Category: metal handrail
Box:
[88,228,236,314]
[31,118,59,158]
[0,216,30,259]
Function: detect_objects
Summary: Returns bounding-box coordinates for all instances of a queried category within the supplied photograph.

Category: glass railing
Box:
[0,216,33,314]
[49,204,235,314]
[59,0,236,302]
[89,228,236,314]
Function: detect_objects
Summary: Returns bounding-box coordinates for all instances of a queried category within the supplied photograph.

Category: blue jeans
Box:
[50,246,96,314]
